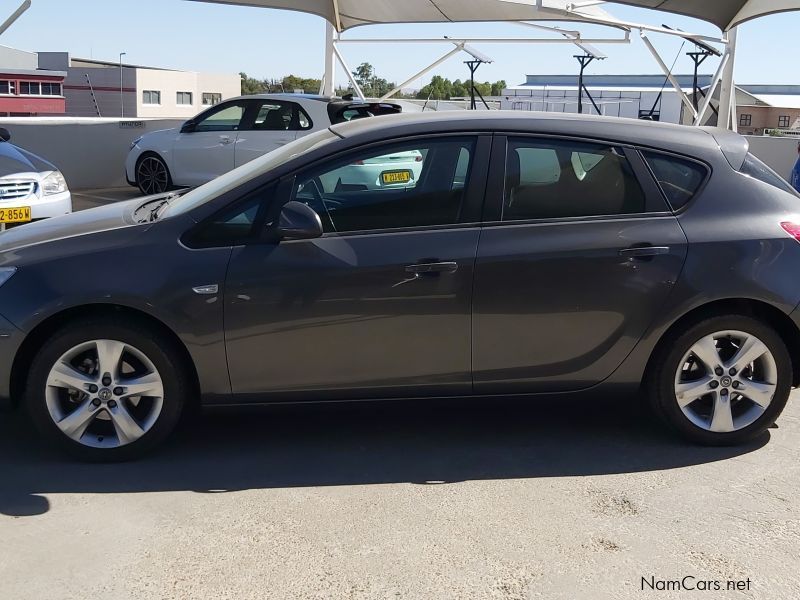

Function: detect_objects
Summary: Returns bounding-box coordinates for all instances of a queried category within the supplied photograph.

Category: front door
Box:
[473,136,688,394]
[223,135,490,401]
[172,100,248,186]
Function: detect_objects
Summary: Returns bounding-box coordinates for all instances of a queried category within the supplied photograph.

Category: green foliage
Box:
[240,72,267,95]
[415,75,507,100]
[350,62,396,98]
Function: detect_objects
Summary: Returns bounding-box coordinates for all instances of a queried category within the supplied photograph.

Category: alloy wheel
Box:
[137,156,169,195]
[674,330,777,433]
[44,339,164,448]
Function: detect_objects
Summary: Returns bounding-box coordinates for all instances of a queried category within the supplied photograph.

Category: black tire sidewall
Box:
[26,318,187,461]
[651,315,791,445]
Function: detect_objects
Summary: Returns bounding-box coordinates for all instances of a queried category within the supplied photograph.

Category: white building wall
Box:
[135,69,240,118]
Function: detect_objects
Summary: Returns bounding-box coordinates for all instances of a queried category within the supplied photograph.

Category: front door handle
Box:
[220,136,233,145]
[405,261,459,275]
[618,246,670,258]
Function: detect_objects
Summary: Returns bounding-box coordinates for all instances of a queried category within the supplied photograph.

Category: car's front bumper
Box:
[0,191,72,221]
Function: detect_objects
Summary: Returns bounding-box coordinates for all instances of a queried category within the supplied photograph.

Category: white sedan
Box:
[126,94,401,195]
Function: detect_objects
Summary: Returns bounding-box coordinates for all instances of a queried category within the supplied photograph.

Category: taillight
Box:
[415,155,423,162]
[780,221,800,241]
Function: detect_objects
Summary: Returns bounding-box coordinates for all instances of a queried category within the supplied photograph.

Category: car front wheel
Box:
[136,154,172,195]
[648,315,792,445]
[26,317,188,461]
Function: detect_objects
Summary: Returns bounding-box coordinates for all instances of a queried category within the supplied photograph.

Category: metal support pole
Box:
[379,44,464,102]
[332,43,365,101]
[119,52,126,118]
[718,27,738,130]
[0,0,31,37]
[641,32,697,120]
[322,22,336,97]
[693,52,729,126]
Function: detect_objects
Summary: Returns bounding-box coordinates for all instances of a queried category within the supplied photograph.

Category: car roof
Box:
[328,110,734,161]
[232,93,332,103]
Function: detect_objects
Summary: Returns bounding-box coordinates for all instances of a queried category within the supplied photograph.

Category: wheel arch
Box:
[10,303,200,409]
[135,151,173,192]
[644,298,800,388]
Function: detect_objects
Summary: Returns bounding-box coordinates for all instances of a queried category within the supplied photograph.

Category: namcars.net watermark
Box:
[642,576,752,592]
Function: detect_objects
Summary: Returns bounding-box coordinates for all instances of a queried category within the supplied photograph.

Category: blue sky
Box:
[1,0,798,88]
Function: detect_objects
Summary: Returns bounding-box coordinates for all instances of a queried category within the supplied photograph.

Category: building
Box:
[501,74,712,122]
[0,45,66,117]
[37,53,240,118]
[699,85,800,135]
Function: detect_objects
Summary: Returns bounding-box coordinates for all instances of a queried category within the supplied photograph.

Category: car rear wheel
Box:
[25,317,188,461]
[647,315,792,445]
[136,154,172,195]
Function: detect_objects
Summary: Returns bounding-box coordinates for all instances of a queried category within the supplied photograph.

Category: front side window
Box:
[177,91,193,105]
[184,186,272,247]
[739,113,752,127]
[294,137,475,233]
[642,151,707,211]
[20,82,41,95]
[202,92,222,106]
[503,138,646,221]
[143,90,161,105]
[194,102,245,132]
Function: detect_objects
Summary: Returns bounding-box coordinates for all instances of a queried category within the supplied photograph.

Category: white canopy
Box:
[188,0,800,32]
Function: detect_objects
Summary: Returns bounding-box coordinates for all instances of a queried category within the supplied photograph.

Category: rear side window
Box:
[503,138,646,221]
[642,151,707,211]
[740,153,798,196]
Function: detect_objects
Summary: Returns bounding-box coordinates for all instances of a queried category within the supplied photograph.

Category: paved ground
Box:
[1,189,799,598]
[1,392,798,600]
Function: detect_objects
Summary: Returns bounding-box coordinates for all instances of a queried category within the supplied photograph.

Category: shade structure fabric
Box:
[188,0,800,31]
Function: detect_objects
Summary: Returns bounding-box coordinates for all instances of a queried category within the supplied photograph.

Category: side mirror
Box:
[277,201,323,240]
[180,120,196,134]
[0,128,10,143]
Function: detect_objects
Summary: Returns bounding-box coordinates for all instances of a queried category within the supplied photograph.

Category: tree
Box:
[351,62,396,98]
[240,72,267,95]
[491,80,507,96]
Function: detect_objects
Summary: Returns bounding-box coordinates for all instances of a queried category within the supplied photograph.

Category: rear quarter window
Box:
[642,151,708,211]
[740,153,799,196]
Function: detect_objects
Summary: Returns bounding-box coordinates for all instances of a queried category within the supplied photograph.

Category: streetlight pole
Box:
[119,52,127,118]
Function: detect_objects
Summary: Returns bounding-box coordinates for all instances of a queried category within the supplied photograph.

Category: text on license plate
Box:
[381,170,412,185]
[0,206,31,224]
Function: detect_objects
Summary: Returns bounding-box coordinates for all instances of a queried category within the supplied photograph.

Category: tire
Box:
[25,317,189,461]
[646,315,792,446]
[135,153,172,196]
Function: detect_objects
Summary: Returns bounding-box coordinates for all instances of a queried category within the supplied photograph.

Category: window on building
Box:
[202,92,222,106]
[177,91,193,105]
[779,115,791,128]
[739,113,752,127]
[40,82,62,96]
[502,138,646,221]
[143,90,161,105]
[0,81,13,95]
[19,82,41,95]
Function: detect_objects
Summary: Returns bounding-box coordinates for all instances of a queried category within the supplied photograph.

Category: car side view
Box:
[2,111,800,460]
[125,93,402,195]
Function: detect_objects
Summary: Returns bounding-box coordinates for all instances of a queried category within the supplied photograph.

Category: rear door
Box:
[472,135,688,394]
[234,99,308,168]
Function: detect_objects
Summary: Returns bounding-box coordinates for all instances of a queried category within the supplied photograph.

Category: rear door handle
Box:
[618,246,670,258]
[405,261,459,275]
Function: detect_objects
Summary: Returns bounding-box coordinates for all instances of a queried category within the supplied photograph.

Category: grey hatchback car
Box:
[1,112,799,460]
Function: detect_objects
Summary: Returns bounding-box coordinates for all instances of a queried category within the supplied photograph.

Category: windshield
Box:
[161,128,339,217]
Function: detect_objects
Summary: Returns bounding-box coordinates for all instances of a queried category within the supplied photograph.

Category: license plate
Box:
[381,170,412,185]
[0,206,31,224]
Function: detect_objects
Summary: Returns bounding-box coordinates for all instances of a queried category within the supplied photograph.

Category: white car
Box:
[126,94,401,195]
[0,127,71,229]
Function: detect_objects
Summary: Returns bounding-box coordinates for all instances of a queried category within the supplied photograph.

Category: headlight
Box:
[0,267,17,287]
[41,171,68,196]
[131,136,143,149]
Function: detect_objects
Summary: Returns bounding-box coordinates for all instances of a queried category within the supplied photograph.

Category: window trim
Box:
[201,92,223,106]
[637,147,712,214]
[18,81,42,96]
[778,115,790,128]
[285,134,490,237]
[739,113,752,127]
[176,91,193,106]
[482,133,670,227]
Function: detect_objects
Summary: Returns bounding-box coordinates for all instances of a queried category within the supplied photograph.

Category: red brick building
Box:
[0,68,66,116]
